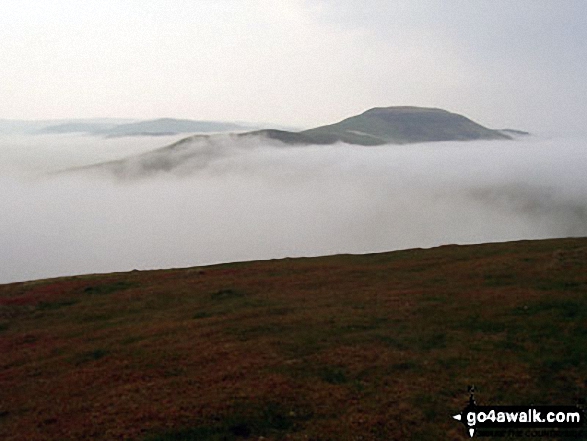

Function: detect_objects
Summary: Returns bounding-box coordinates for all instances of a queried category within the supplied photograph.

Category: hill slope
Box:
[0,238,585,440]
[103,118,247,137]
[36,121,122,135]
[300,106,510,145]
[36,118,247,136]
[239,106,510,145]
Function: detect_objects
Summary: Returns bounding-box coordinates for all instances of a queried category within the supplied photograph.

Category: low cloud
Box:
[1,133,586,283]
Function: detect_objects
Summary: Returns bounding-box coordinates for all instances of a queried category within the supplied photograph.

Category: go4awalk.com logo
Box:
[452,386,586,438]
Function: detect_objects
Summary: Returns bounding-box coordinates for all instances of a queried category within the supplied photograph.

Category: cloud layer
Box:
[1,133,586,283]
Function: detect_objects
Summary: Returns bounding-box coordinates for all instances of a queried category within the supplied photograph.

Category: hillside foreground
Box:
[1,238,586,440]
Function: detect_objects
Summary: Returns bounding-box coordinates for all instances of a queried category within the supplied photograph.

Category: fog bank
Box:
[1,133,586,284]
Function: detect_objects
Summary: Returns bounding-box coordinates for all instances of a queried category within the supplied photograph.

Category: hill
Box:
[102,118,247,137]
[0,238,585,440]
[238,106,510,145]
[35,121,122,135]
[301,106,511,145]
[34,118,247,137]
[0,119,133,135]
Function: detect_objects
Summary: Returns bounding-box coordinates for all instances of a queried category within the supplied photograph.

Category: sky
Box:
[1,0,586,133]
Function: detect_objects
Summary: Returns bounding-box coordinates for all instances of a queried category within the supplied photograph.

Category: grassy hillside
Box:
[1,238,585,440]
[241,107,510,146]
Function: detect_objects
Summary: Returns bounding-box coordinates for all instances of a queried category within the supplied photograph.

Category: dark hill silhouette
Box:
[301,106,511,144]
[240,106,511,145]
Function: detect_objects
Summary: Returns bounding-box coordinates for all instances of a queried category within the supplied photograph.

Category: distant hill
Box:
[241,106,511,145]
[0,120,52,135]
[303,106,511,144]
[36,121,122,135]
[33,118,248,137]
[0,119,132,135]
[102,118,247,137]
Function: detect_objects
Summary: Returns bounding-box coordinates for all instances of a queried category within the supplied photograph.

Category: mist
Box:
[1,132,586,284]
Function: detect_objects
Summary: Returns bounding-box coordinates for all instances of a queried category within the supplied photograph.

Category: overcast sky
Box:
[1,0,586,133]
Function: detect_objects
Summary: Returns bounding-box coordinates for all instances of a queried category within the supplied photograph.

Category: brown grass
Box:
[1,238,586,440]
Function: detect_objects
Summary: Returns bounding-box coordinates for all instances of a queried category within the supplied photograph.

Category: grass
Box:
[71,348,109,366]
[145,401,310,441]
[36,299,78,310]
[83,281,135,295]
[0,237,585,440]
[210,288,245,300]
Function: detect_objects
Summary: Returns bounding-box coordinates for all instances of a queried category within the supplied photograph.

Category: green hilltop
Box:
[244,106,512,145]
